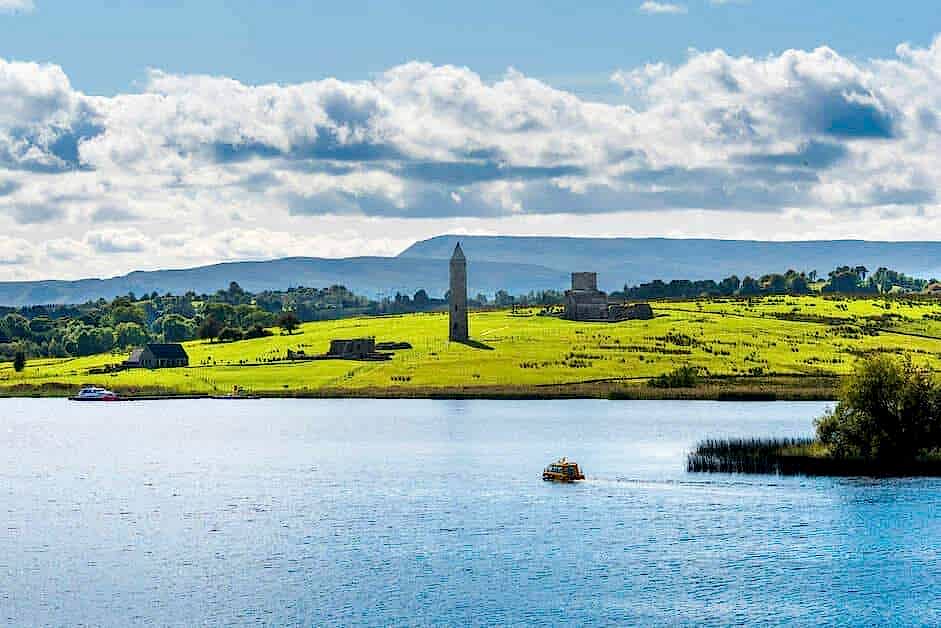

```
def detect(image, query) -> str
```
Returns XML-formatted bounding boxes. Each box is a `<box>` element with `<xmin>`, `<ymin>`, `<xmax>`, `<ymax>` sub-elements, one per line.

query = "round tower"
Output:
<box><xmin>449</xmin><ymin>243</ymin><xmax>469</xmax><ymax>342</ymax></box>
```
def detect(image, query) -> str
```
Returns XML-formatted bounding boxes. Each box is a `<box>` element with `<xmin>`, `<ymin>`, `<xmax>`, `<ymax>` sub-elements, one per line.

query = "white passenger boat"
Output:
<box><xmin>69</xmin><ymin>385</ymin><xmax>120</xmax><ymax>401</ymax></box>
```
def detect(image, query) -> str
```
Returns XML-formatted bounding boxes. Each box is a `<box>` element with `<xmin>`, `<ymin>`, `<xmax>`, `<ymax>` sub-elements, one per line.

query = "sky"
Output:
<box><xmin>1</xmin><ymin>1</ymin><xmax>941</xmax><ymax>280</ymax></box>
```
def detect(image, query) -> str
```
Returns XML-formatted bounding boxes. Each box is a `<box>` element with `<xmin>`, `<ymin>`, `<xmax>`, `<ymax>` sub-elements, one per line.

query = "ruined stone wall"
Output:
<box><xmin>328</xmin><ymin>338</ymin><xmax>376</xmax><ymax>358</ymax></box>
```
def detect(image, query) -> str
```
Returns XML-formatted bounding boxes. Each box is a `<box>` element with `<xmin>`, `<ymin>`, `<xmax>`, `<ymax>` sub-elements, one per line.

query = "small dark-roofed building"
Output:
<box><xmin>123</xmin><ymin>347</ymin><xmax>144</xmax><ymax>367</ymax></box>
<box><xmin>124</xmin><ymin>343</ymin><xmax>189</xmax><ymax>369</ymax></box>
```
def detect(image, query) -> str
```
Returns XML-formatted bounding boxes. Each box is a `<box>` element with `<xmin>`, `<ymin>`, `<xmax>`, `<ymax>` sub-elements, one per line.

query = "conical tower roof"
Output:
<box><xmin>451</xmin><ymin>242</ymin><xmax>465</xmax><ymax>261</ymax></box>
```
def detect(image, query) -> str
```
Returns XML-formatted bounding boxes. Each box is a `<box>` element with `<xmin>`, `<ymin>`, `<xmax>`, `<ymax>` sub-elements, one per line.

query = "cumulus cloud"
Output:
<box><xmin>86</xmin><ymin>228</ymin><xmax>148</xmax><ymax>254</ymax></box>
<box><xmin>639</xmin><ymin>2</ymin><xmax>687</xmax><ymax>14</ymax></box>
<box><xmin>89</xmin><ymin>205</ymin><xmax>140</xmax><ymax>222</ymax></box>
<box><xmin>43</xmin><ymin>237</ymin><xmax>87</xmax><ymax>261</ymax></box>
<box><xmin>0</xmin><ymin>236</ymin><xmax>33</xmax><ymax>264</ymax></box>
<box><xmin>0</xmin><ymin>0</ymin><xmax>33</xmax><ymax>14</ymax></box>
<box><xmin>1</xmin><ymin>37</ymin><xmax>941</xmax><ymax>279</ymax></box>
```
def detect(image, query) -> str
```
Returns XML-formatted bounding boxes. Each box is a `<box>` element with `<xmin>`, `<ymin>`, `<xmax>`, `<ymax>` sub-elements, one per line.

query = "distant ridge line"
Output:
<box><xmin>2</xmin><ymin>235</ymin><xmax>941</xmax><ymax>307</ymax></box>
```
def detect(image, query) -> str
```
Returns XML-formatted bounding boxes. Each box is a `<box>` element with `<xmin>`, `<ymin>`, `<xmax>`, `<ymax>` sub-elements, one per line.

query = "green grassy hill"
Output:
<box><xmin>3</xmin><ymin>295</ymin><xmax>941</xmax><ymax>399</ymax></box>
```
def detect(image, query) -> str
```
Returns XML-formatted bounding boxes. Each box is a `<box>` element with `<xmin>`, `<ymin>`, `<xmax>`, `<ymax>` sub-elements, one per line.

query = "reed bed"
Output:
<box><xmin>687</xmin><ymin>437</ymin><xmax>815</xmax><ymax>474</ymax></box>
<box><xmin>687</xmin><ymin>437</ymin><xmax>941</xmax><ymax>476</ymax></box>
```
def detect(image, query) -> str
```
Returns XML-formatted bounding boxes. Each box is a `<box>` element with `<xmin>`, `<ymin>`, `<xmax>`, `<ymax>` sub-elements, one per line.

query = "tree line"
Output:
<box><xmin>1</xmin><ymin>264</ymin><xmax>937</xmax><ymax>363</ymax></box>
<box><xmin>0</xmin><ymin>282</ymin><xmax>374</xmax><ymax>361</ymax></box>
<box><xmin>616</xmin><ymin>265</ymin><xmax>934</xmax><ymax>300</ymax></box>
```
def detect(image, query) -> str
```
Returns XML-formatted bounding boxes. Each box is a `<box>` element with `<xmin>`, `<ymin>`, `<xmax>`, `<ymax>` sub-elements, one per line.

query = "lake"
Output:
<box><xmin>1</xmin><ymin>399</ymin><xmax>939</xmax><ymax>626</ymax></box>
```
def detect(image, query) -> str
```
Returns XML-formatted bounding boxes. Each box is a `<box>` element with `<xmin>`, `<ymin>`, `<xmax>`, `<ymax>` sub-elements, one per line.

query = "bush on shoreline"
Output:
<box><xmin>648</xmin><ymin>365</ymin><xmax>700</xmax><ymax>388</ymax></box>
<box><xmin>815</xmin><ymin>355</ymin><xmax>941</xmax><ymax>462</ymax></box>
<box><xmin>689</xmin><ymin>355</ymin><xmax>941</xmax><ymax>475</ymax></box>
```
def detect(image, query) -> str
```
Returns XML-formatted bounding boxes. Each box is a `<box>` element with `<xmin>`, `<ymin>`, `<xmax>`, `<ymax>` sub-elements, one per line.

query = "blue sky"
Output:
<box><xmin>3</xmin><ymin>1</ymin><xmax>939</xmax><ymax>97</ymax></box>
<box><xmin>1</xmin><ymin>1</ymin><xmax>941</xmax><ymax>280</ymax></box>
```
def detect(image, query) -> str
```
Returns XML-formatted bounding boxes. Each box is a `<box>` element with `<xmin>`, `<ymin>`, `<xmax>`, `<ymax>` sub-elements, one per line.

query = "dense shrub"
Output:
<box><xmin>218</xmin><ymin>326</ymin><xmax>244</xmax><ymax>342</ymax></box>
<box><xmin>277</xmin><ymin>312</ymin><xmax>300</xmax><ymax>334</ymax></box>
<box><xmin>815</xmin><ymin>355</ymin><xmax>941</xmax><ymax>461</ymax></box>
<box><xmin>198</xmin><ymin>316</ymin><xmax>223</xmax><ymax>341</ymax></box>
<box><xmin>242</xmin><ymin>324</ymin><xmax>272</xmax><ymax>340</ymax></box>
<box><xmin>13</xmin><ymin>350</ymin><xmax>26</xmax><ymax>372</ymax></box>
<box><xmin>648</xmin><ymin>365</ymin><xmax>700</xmax><ymax>388</ymax></box>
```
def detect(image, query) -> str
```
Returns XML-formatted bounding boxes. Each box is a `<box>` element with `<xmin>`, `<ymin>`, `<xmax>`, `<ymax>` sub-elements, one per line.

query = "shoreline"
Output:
<box><xmin>0</xmin><ymin>375</ymin><xmax>839</xmax><ymax>401</ymax></box>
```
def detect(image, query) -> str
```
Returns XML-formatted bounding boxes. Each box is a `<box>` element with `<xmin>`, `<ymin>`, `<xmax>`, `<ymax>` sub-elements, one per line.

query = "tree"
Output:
<box><xmin>218</xmin><ymin>326</ymin><xmax>243</xmax><ymax>342</ymax></box>
<box><xmin>107</xmin><ymin>303</ymin><xmax>146</xmax><ymax>327</ymax></box>
<box><xmin>198</xmin><ymin>316</ymin><xmax>223</xmax><ymax>342</ymax></box>
<box><xmin>245</xmin><ymin>309</ymin><xmax>276</xmax><ymax>328</ymax></box>
<box><xmin>242</xmin><ymin>324</ymin><xmax>271</xmax><ymax>340</ymax></box>
<box><xmin>815</xmin><ymin>356</ymin><xmax>941</xmax><ymax>461</ymax></box>
<box><xmin>13</xmin><ymin>350</ymin><xmax>26</xmax><ymax>372</ymax></box>
<box><xmin>202</xmin><ymin>302</ymin><xmax>235</xmax><ymax>326</ymax></box>
<box><xmin>115</xmin><ymin>322</ymin><xmax>149</xmax><ymax>348</ymax></box>
<box><xmin>760</xmin><ymin>273</ymin><xmax>787</xmax><ymax>294</ymax></box>
<box><xmin>784</xmin><ymin>270</ymin><xmax>810</xmax><ymax>294</ymax></box>
<box><xmin>277</xmin><ymin>312</ymin><xmax>300</xmax><ymax>334</ymax></box>
<box><xmin>228</xmin><ymin>281</ymin><xmax>245</xmax><ymax>300</ymax></box>
<box><xmin>1</xmin><ymin>313</ymin><xmax>31</xmax><ymax>340</ymax></box>
<box><xmin>824</xmin><ymin>268</ymin><xmax>874</xmax><ymax>294</ymax></box>
<box><xmin>64</xmin><ymin>324</ymin><xmax>114</xmax><ymax>356</ymax></box>
<box><xmin>28</xmin><ymin>316</ymin><xmax>55</xmax><ymax>335</ymax></box>
<box><xmin>413</xmin><ymin>289</ymin><xmax>430</xmax><ymax>307</ymax></box>
<box><xmin>718</xmin><ymin>275</ymin><xmax>741</xmax><ymax>296</ymax></box>
<box><xmin>494</xmin><ymin>290</ymin><xmax>514</xmax><ymax>307</ymax></box>
<box><xmin>159</xmin><ymin>314</ymin><xmax>195</xmax><ymax>342</ymax></box>
<box><xmin>738</xmin><ymin>276</ymin><xmax>761</xmax><ymax>296</ymax></box>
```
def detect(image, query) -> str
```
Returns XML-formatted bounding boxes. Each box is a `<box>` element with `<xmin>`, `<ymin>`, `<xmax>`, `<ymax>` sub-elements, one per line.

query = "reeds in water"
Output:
<box><xmin>687</xmin><ymin>437</ymin><xmax>941</xmax><ymax>476</ymax></box>
<box><xmin>687</xmin><ymin>437</ymin><xmax>815</xmax><ymax>474</ymax></box>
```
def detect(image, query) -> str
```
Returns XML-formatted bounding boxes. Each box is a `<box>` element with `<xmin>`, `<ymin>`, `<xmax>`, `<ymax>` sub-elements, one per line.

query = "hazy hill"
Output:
<box><xmin>3</xmin><ymin>235</ymin><xmax>941</xmax><ymax>307</ymax></box>
<box><xmin>401</xmin><ymin>235</ymin><xmax>941</xmax><ymax>290</ymax></box>
<box><xmin>0</xmin><ymin>256</ymin><xmax>567</xmax><ymax>307</ymax></box>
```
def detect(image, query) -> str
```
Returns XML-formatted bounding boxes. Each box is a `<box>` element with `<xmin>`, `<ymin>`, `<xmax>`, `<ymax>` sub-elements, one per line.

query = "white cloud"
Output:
<box><xmin>0</xmin><ymin>0</ymin><xmax>34</xmax><ymax>14</ymax></box>
<box><xmin>639</xmin><ymin>1</ymin><xmax>687</xmax><ymax>14</ymax></box>
<box><xmin>0</xmin><ymin>236</ymin><xmax>32</xmax><ymax>264</ymax></box>
<box><xmin>44</xmin><ymin>237</ymin><xmax>87</xmax><ymax>261</ymax></box>
<box><xmin>1</xmin><ymin>36</ymin><xmax>941</xmax><ymax>279</ymax></box>
<box><xmin>86</xmin><ymin>228</ymin><xmax>149</xmax><ymax>254</ymax></box>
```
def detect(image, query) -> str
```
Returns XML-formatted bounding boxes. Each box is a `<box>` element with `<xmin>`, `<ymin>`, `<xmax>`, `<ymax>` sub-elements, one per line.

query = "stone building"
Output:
<box><xmin>563</xmin><ymin>272</ymin><xmax>609</xmax><ymax>321</ymax></box>
<box><xmin>609</xmin><ymin>302</ymin><xmax>655</xmax><ymax>321</ymax></box>
<box><xmin>327</xmin><ymin>338</ymin><xmax>376</xmax><ymax>359</ymax></box>
<box><xmin>124</xmin><ymin>343</ymin><xmax>189</xmax><ymax>368</ymax></box>
<box><xmin>449</xmin><ymin>243</ymin><xmax>469</xmax><ymax>341</ymax></box>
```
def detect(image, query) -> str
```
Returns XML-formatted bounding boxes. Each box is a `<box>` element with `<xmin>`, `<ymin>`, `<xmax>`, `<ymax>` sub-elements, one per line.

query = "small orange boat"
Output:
<box><xmin>542</xmin><ymin>457</ymin><xmax>586</xmax><ymax>482</ymax></box>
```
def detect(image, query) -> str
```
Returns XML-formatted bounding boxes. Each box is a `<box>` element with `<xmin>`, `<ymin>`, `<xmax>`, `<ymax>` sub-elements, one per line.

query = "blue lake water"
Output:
<box><xmin>1</xmin><ymin>399</ymin><xmax>939</xmax><ymax>626</ymax></box>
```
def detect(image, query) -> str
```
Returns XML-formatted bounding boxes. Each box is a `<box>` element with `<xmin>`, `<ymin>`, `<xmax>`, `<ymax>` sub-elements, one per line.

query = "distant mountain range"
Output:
<box><xmin>0</xmin><ymin>256</ymin><xmax>567</xmax><ymax>307</ymax></box>
<box><xmin>401</xmin><ymin>236</ymin><xmax>941</xmax><ymax>290</ymax></box>
<box><xmin>3</xmin><ymin>235</ymin><xmax>941</xmax><ymax>307</ymax></box>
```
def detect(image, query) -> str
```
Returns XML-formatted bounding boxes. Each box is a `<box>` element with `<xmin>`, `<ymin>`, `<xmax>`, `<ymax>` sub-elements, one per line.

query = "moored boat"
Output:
<box><xmin>69</xmin><ymin>385</ymin><xmax>120</xmax><ymax>401</ymax></box>
<box><xmin>542</xmin><ymin>457</ymin><xmax>586</xmax><ymax>482</ymax></box>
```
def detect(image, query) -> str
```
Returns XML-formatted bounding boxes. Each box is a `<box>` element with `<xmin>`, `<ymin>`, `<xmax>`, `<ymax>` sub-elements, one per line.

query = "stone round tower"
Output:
<box><xmin>449</xmin><ymin>242</ymin><xmax>469</xmax><ymax>342</ymax></box>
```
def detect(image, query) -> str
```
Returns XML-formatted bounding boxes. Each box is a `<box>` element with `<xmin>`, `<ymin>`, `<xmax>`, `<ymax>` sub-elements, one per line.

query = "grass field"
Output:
<box><xmin>3</xmin><ymin>295</ymin><xmax>941</xmax><ymax>398</ymax></box>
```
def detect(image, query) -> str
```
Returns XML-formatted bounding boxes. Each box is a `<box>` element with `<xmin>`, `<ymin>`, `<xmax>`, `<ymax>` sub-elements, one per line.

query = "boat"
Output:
<box><xmin>542</xmin><ymin>457</ymin><xmax>586</xmax><ymax>482</ymax></box>
<box><xmin>69</xmin><ymin>385</ymin><xmax>120</xmax><ymax>401</ymax></box>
